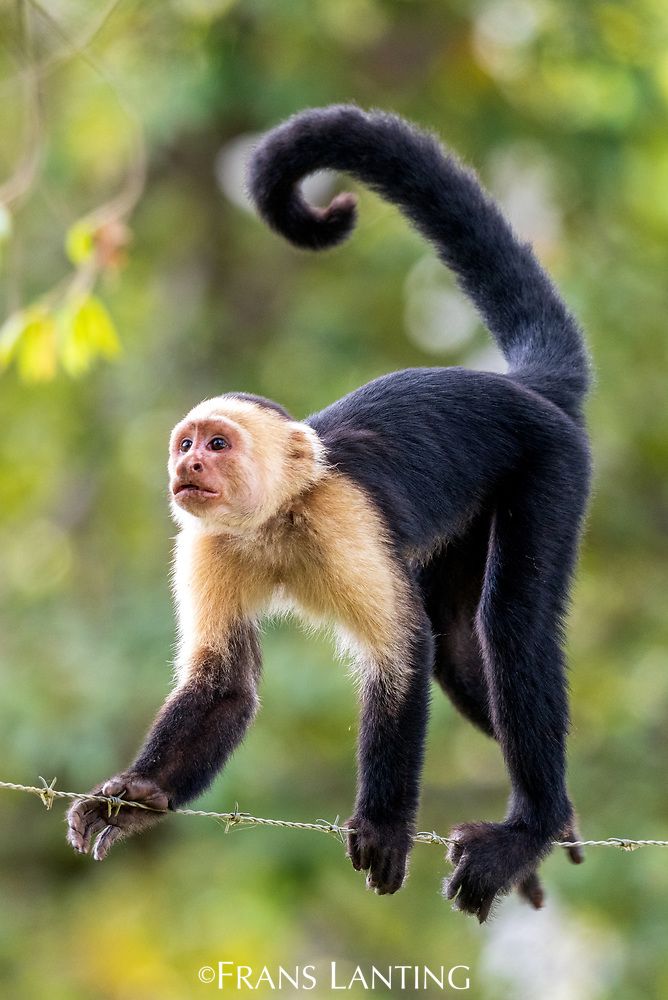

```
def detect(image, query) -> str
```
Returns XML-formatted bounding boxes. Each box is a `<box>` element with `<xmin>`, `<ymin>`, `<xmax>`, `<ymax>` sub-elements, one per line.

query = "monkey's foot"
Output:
<box><xmin>444</xmin><ymin>820</ymin><xmax>552</xmax><ymax>922</ymax></box>
<box><xmin>503</xmin><ymin>815</ymin><xmax>586</xmax><ymax>911</ymax></box>
<box><xmin>66</xmin><ymin>773</ymin><xmax>169</xmax><ymax>861</ymax></box>
<box><xmin>346</xmin><ymin>815</ymin><xmax>412</xmax><ymax>895</ymax></box>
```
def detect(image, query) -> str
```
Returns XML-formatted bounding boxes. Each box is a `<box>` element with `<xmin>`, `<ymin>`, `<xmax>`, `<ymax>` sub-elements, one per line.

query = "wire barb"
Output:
<box><xmin>1</xmin><ymin>778</ymin><xmax>667</xmax><ymax>851</ymax></box>
<box><xmin>37</xmin><ymin>775</ymin><xmax>57</xmax><ymax>810</ymax></box>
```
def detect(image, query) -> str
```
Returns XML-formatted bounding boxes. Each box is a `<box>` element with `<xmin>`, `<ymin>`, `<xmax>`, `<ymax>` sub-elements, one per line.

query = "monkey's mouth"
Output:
<box><xmin>173</xmin><ymin>483</ymin><xmax>220</xmax><ymax>500</ymax></box>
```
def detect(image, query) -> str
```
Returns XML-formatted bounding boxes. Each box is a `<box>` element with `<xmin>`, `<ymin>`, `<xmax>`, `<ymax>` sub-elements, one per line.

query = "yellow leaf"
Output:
<box><xmin>57</xmin><ymin>302</ymin><xmax>94</xmax><ymax>376</ymax></box>
<box><xmin>74</xmin><ymin>295</ymin><xmax>122</xmax><ymax>359</ymax></box>
<box><xmin>17</xmin><ymin>309</ymin><xmax>58</xmax><ymax>382</ymax></box>
<box><xmin>59</xmin><ymin>294</ymin><xmax>122</xmax><ymax>376</ymax></box>
<box><xmin>65</xmin><ymin>220</ymin><xmax>95</xmax><ymax>265</ymax></box>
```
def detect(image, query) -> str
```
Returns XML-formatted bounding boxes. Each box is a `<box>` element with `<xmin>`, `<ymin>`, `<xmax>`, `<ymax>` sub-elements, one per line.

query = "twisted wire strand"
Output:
<box><xmin>1</xmin><ymin>779</ymin><xmax>665</xmax><ymax>851</ymax></box>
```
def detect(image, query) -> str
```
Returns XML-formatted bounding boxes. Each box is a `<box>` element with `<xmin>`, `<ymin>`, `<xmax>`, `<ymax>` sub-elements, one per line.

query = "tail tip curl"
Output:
<box><xmin>247</xmin><ymin>107</ymin><xmax>361</xmax><ymax>251</ymax></box>
<box><xmin>252</xmin><ymin>180</ymin><xmax>358</xmax><ymax>251</ymax></box>
<box><xmin>309</xmin><ymin>191</ymin><xmax>358</xmax><ymax>247</ymax></box>
<box><xmin>287</xmin><ymin>190</ymin><xmax>358</xmax><ymax>250</ymax></box>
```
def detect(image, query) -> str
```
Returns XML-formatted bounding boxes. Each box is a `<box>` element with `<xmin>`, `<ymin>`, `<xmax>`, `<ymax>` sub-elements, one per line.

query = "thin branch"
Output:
<box><xmin>0</xmin><ymin>0</ymin><xmax>43</xmax><ymax>208</ymax></box>
<box><xmin>25</xmin><ymin>0</ymin><xmax>147</xmax><ymax>226</ymax></box>
<box><xmin>0</xmin><ymin>0</ymin><xmax>121</xmax><ymax>95</ymax></box>
<box><xmin>0</xmin><ymin>0</ymin><xmax>146</xmax><ymax>357</ymax></box>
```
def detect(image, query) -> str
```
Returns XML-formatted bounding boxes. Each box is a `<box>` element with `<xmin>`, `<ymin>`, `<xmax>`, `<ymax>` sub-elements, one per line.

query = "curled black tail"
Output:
<box><xmin>247</xmin><ymin>104</ymin><xmax>590</xmax><ymax>418</ymax></box>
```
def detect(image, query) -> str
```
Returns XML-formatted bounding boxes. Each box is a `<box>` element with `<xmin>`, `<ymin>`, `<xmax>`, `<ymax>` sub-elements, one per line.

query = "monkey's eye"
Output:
<box><xmin>210</xmin><ymin>436</ymin><xmax>229</xmax><ymax>451</ymax></box>
<box><xmin>179</xmin><ymin>438</ymin><xmax>193</xmax><ymax>453</ymax></box>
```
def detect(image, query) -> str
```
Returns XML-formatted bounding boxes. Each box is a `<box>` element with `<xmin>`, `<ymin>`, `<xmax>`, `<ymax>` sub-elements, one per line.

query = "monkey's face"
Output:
<box><xmin>168</xmin><ymin>396</ymin><xmax>325</xmax><ymax>534</ymax></box>
<box><xmin>169</xmin><ymin>412</ymin><xmax>261</xmax><ymax>530</ymax></box>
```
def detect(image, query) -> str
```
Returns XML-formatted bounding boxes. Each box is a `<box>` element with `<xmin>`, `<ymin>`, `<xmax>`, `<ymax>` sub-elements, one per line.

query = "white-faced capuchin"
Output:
<box><xmin>67</xmin><ymin>105</ymin><xmax>591</xmax><ymax>922</ymax></box>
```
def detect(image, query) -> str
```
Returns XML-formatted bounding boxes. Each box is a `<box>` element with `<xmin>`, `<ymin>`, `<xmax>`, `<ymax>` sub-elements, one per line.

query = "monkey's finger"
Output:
<box><xmin>92</xmin><ymin>824</ymin><xmax>124</xmax><ymax>861</ymax></box>
<box><xmin>66</xmin><ymin>799</ymin><xmax>105</xmax><ymax>854</ymax></box>
<box><xmin>517</xmin><ymin>871</ymin><xmax>545</xmax><ymax>909</ymax></box>
<box><xmin>375</xmin><ymin>849</ymin><xmax>396</xmax><ymax>890</ymax></box>
<box><xmin>476</xmin><ymin>894</ymin><xmax>494</xmax><ymax>924</ymax></box>
<box><xmin>347</xmin><ymin>830</ymin><xmax>376</xmax><ymax>872</ymax></box>
<box><xmin>101</xmin><ymin>778</ymin><xmax>127</xmax><ymax>798</ymax></box>
<box><xmin>366</xmin><ymin>852</ymin><xmax>389</xmax><ymax>892</ymax></box>
<box><xmin>76</xmin><ymin>815</ymin><xmax>108</xmax><ymax>856</ymax></box>
<box><xmin>447</xmin><ymin>871</ymin><xmax>495</xmax><ymax>923</ymax></box>
<box><xmin>564</xmin><ymin>842</ymin><xmax>584</xmax><ymax>864</ymax></box>
<box><xmin>370</xmin><ymin>849</ymin><xmax>406</xmax><ymax>895</ymax></box>
<box><xmin>444</xmin><ymin>863</ymin><xmax>466</xmax><ymax>901</ymax></box>
<box><xmin>357</xmin><ymin>838</ymin><xmax>376</xmax><ymax>873</ymax></box>
<box><xmin>66</xmin><ymin>823</ymin><xmax>89</xmax><ymax>854</ymax></box>
<box><xmin>561</xmin><ymin>821</ymin><xmax>585</xmax><ymax>865</ymax></box>
<box><xmin>346</xmin><ymin>833</ymin><xmax>363</xmax><ymax>871</ymax></box>
<box><xmin>447</xmin><ymin>833</ymin><xmax>466</xmax><ymax>867</ymax></box>
<box><xmin>65</xmin><ymin>805</ymin><xmax>88</xmax><ymax>852</ymax></box>
<box><xmin>448</xmin><ymin>845</ymin><xmax>465</xmax><ymax>869</ymax></box>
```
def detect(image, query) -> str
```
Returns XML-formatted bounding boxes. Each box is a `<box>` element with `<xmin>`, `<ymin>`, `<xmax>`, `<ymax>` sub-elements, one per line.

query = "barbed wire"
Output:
<box><xmin>1</xmin><ymin>778</ymin><xmax>666</xmax><ymax>852</ymax></box>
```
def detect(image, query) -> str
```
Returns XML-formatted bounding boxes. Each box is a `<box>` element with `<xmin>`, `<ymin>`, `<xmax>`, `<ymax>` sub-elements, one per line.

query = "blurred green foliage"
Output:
<box><xmin>1</xmin><ymin>1</ymin><xmax>667</xmax><ymax>998</ymax></box>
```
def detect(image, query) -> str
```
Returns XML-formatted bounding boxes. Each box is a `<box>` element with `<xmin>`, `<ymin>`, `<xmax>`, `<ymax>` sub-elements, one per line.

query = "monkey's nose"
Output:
<box><xmin>191</xmin><ymin>461</ymin><xmax>203</xmax><ymax>473</ymax></box>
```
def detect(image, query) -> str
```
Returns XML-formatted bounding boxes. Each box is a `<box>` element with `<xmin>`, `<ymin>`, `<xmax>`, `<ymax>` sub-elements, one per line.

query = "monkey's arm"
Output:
<box><xmin>285</xmin><ymin>473</ymin><xmax>434</xmax><ymax>895</ymax></box>
<box><xmin>66</xmin><ymin>621</ymin><xmax>261</xmax><ymax>860</ymax></box>
<box><xmin>347</xmin><ymin>610</ymin><xmax>434</xmax><ymax>894</ymax></box>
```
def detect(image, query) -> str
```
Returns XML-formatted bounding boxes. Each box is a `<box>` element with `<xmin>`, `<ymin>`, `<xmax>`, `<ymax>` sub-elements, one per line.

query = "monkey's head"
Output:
<box><xmin>168</xmin><ymin>394</ymin><xmax>325</xmax><ymax>534</ymax></box>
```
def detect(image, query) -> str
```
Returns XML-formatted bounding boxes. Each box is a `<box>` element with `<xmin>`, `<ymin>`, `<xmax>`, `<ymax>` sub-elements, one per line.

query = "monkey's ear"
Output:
<box><xmin>287</xmin><ymin>423</ymin><xmax>326</xmax><ymax>466</ymax></box>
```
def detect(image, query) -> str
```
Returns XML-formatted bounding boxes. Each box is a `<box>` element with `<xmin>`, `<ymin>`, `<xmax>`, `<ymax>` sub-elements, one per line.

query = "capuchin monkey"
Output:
<box><xmin>67</xmin><ymin>105</ymin><xmax>591</xmax><ymax>922</ymax></box>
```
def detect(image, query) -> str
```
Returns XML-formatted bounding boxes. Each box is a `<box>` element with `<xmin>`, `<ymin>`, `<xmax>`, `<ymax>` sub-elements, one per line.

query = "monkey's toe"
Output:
<box><xmin>365</xmin><ymin>847</ymin><xmax>408</xmax><ymax>895</ymax></box>
<box><xmin>517</xmin><ymin>871</ymin><xmax>545</xmax><ymax>909</ymax></box>
<box><xmin>346</xmin><ymin>815</ymin><xmax>411</xmax><ymax>895</ymax></box>
<box><xmin>444</xmin><ymin>860</ymin><xmax>497</xmax><ymax>923</ymax></box>
<box><xmin>560</xmin><ymin>818</ymin><xmax>585</xmax><ymax>865</ymax></box>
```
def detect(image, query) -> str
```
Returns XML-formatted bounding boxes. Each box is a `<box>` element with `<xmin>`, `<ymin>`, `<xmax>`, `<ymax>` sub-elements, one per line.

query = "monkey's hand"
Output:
<box><xmin>444</xmin><ymin>820</ymin><xmax>557</xmax><ymax>922</ymax></box>
<box><xmin>346</xmin><ymin>815</ymin><xmax>412</xmax><ymax>895</ymax></box>
<box><xmin>66</xmin><ymin>773</ymin><xmax>169</xmax><ymax>861</ymax></box>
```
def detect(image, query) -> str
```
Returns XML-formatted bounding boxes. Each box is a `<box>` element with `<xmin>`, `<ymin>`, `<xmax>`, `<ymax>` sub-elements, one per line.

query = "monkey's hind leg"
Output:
<box><xmin>420</xmin><ymin>528</ymin><xmax>582</xmax><ymax>913</ymax></box>
<box><xmin>442</xmin><ymin>448</ymin><xmax>588</xmax><ymax>921</ymax></box>
<box><xmin>420</xmin><ymin>515</ymin><xmax>495</xmax><ymax>739</ymax></box>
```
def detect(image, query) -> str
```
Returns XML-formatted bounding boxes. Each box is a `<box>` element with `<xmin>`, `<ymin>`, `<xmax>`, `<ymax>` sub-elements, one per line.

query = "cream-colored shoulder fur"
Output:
<box><xmin>172</xmin><ymin>468</ymin><xmax>414</xmax><ymax>696</ymax></box>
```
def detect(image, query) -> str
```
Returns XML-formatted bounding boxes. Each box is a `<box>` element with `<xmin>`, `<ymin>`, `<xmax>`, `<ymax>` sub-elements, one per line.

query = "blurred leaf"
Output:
<box><xmin>0</xmin><ymin>307</ymin><xmax>59</xmax><ymax>382</ymax></box>
<box><xmin>16</xmin><ymin>309</ymin><xmax>58</xmax><ymax>383</ymax></box>
<box><xmin>77</xmin><ymin>294</ymin><xmax>123</xmax><ymax>359</ymax></box>
<box><xmin>64</xmin><ymin>220</ymin><xmax>95</xmax><ymax>266</ymax></box>
<box><xmin>60</xmin><ymin>294</ymin><xmax>122</xmax><ymax>376</ymax></box>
